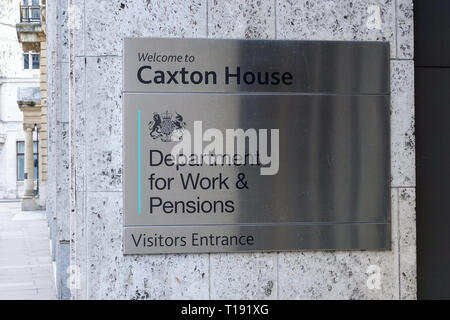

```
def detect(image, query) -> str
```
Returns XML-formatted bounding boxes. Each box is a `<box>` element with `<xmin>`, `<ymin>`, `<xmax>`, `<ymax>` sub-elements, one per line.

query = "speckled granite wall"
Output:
<box><xmin>46</xmin><ymin>0</ymin><xmax>71</xmax><ymax>299</ymax></box>
<box><xmin>53</xmin><ymin>0</ymin><xmax>415</xmax><ymax>299</ymax></box>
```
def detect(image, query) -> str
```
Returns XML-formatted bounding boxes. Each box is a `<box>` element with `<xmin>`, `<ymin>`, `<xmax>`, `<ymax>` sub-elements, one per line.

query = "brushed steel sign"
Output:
<box><xmin>122</xmin><ymin>38</ymin><xmax>390</xmax><ymax>254</ymax></box>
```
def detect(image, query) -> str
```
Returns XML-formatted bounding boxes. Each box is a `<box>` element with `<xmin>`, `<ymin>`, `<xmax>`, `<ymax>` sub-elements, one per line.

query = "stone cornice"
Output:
<box><xmin>19</xmin><ymin>104</ymin><xmax>43</xmax><ymax>128</ymax></box>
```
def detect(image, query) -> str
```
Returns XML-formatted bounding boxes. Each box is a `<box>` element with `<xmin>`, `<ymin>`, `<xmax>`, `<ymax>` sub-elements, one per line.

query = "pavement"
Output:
<box><xmin>0</xmin><ymin>201</ymin><xmax>56</xmax><ymax>300</ymax></box>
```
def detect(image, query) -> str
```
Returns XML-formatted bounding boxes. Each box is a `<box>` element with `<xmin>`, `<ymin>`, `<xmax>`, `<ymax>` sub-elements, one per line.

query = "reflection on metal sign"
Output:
<box><xmin>123</xmin><ymin>38</ymin><xmax>390</xmax><ymax>254</ymax></box>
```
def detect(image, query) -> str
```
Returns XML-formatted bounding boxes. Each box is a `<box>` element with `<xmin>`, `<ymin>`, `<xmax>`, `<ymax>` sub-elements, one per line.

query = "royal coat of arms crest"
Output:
<box><xmin>148</xmin><ymin>111</ymin><xmax>186</xmax><ymax>142</ymax></box>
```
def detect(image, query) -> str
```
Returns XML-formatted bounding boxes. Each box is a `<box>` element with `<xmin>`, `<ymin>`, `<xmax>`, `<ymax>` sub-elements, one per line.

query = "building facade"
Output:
<box><xmin>46</xmin><ymin>0</ymin><xmax>415</xmax><ymax>299</ymax></box>
<box><xmin>0</xmin><ymin>0</ymin><xmax>40</xmax><ymax>200</ymax></box>
<box><xmin>15</xmin><ymin>0</ymin><xmax>48</xmax><ymax>210</ymax></box>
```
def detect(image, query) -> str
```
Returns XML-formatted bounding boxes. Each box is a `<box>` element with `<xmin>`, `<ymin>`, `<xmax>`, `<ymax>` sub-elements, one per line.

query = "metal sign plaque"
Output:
<box><xmin>122</xmin><ymin>38</ymin><xmax>390</xmax><ymax>254</ymax></box>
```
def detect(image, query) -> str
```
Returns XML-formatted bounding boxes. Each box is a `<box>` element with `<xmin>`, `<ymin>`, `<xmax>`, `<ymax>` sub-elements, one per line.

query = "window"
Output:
<box><xmin>23</xmin><ymin>52</ymin><xmax>40</xmax><ymax>70</ymax></box>
<box><xmin>23</xmin><ymin>53</ymin><xmax>29</xmax><ymax>69</ymax></box>
<box><xmin>32</xmin><ymin>53</ymin><xmax>40</xmax><ymax>69</ymax></box>
<box><xmin>17</xmin><ymin>142</ymin><xmax>24</xmax><ymax>181</ymax></box>
<box><xmin>20</xmin><ymin>0</ymin><xmax>40</xmax><ymax>23</ymax></box>
<box><xmin>17</xmin><ymin>141</ymin><xmax>38</xmax><ymax>181</ymax></box>
<box><xmin>22</xmin><ymin>0</ymin><xmax>40</xmax><ymax>5</ymax></box>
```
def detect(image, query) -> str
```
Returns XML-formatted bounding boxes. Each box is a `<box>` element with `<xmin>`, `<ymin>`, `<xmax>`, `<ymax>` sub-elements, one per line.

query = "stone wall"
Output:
<box><xmin>0</xmin><ymin>0</ymin><xmax>27</xmax><ymax>78</ymax></box>
<box><xmin>39</xmin><ymin>40</ymin><xmax>48</xmax><ymax>183</ymax></box>
<box><xmin>48</xmin><ymin>0</ymin><xmax>415</xmax><ymax>299</ymax></box>
<box><xmin>46</xmin><ymin>0</ymin><xmax>71</xmax><ymax>299</ymax></box>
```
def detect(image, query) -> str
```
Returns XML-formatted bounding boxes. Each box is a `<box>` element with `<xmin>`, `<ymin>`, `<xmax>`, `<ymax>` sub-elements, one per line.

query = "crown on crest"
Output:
<box><xmin>161</xmin><ymin>111</ymin><xmax>172</xmax><ymax>120</ymax></box>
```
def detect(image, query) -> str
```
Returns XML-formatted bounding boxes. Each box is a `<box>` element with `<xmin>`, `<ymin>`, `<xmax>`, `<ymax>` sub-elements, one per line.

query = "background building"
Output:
<box><xmin>45</xmin><ymin>0</ymin><xmax>415</xmax><ymax>299</ymax></box>
<box><xmin>0</xmin><ymin>0</ymin><xmax>40</xmax><ymax>200</ymax></box>
<box><xmin>15</xmin><ymin>0</ymin><xmax>48</xmax><ymax>210</ymax></box>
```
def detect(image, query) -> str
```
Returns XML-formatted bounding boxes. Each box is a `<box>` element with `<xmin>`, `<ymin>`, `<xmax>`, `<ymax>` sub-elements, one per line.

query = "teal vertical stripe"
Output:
<box><xmin>138</xmin><ymin>109</ymin><xmax>142</xmax><ymax>215</ymax></box>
